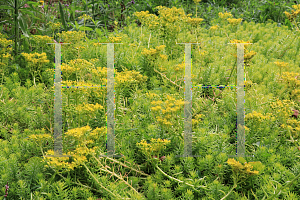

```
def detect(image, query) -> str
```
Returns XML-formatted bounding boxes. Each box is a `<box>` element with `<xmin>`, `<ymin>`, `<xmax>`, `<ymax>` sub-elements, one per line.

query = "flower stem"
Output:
<box><xmin>155</xmin><ymin>164</ymin><xmax>208</xmax><ymax>191</ymax></box>
<box><xmin>82</xmin><ymin>162</ymin><xmax>124</xmax><ymax>199</ymax></box>
<box><xmin>221</xmin><ymin>184</ymin><xmax>237</xmax><ymax>200</ymax></box>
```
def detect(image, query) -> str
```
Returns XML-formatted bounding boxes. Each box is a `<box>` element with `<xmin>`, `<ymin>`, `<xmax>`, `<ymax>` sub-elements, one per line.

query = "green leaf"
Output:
<box><xmin>79</xmin><ymin>26</ymin><xmax>93</xmax><ymax>31</ymax></box>
<box><xmin>238</xmin><ymin>157</ymin><xmax>247</xmax><ymax>164</ymax></box>
<box><xmin>88</xmin><ymin>1</ymin><xmax>98</xmax><ymax>5</ymax></box>
<box><xmin>71</xmin><ymin>3</ymin><xmax>75</xmax><ymax>20</ymax></box>
<box><xmin>59</xmin><ymin>2</ymin><xmax>67</xmax><ymax>30</ymax></box>
<box><xmin>26</xmin><ymin>1</ymin><xmax>39</xmax><ymax>6</ymax></box>
<box><xmin>0</xmin><ymin>5</ymin><xmax>14</xmax><ymax>10</ymax></box>
<box><xmin>207</xmin><ymin>5</ymin><xmax>212</xmax><ymax>12</ymax></box>
<box><xmin>95</xmin><ymin>28</ymin><xmax>102</xmax><ymax>37</ymax></box>
<box><xmin>75</xmin><ymin>21</ymin><xmax>79</xmax><ymax>29</ymax></box>
<box><xmin>91</xmin><ymin>18</ymin><xmax>95</xmax><ymax>25</ymax></box>
<box><xmin>19</xmin><ymin>10</ymin><xmax>42</xmax><ymax>21</ymax></box>
<box><xmin>18</xmin><ymin>13</ymin><xmax>29</xmax><ymax>37</ymax></box>
<box><xmin>22</xmin><ymin>36</ymin><xmax>30</xmax><ymax>53</ymax></box>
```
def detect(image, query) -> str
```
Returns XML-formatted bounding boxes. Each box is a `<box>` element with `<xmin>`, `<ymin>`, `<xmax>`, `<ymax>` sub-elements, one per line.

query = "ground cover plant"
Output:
<box><xmin>0</xmin><ymin>0</ymin><xmax>300</xmax><ymax>199</ymax></box>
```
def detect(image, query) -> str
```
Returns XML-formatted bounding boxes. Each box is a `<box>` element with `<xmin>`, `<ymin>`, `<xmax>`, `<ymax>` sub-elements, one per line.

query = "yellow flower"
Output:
<box><xmin>93</xmin><ymin>43</ymin><xmax>102</xmax><ymax>47</ymax></box>
<box><xmin>227</xmin><ymin>18</ymin><xmax>243</xmax><ymax>25</ymax></box>
<box><xmin>56</xmin><ymin>31</ymin><xmax>86</xmax><ymax>44</ymax></box>
<box><xmin>187</xmin><ymin>17</ymin><xmax>204</xmax><ymax>27</ymax></box>
<box><xmin>285</xmin><ymin>5</ymin><xmax>300</xmax><ymax>22</ymax></box>
<box><xmin>210</xmin><ymin>25</ymin><xmax>219</xmax><ymax>31</ymax></box>
<box><xmin>78</xmin><ymin>14</ymin><xmax>92</xmax><ymax>21</ymax></box>
<box><xmin>151</xmin><ymin>106</ymin><xmax>162</xmax><ymax>111</ymax></box>
<box><xmin>218</xmin><ymin>11</ymin><xmax>233</xmax><ymax>19</ymax></box>
<box><xmin>109</xmin><ymin>36</ymin><xmax>122</xmax><ymax>43</ymax></box>
<box><xmin>47</xmin><ymin>21</ymin><xmax>61</xmax><ymax>31</ymax></box>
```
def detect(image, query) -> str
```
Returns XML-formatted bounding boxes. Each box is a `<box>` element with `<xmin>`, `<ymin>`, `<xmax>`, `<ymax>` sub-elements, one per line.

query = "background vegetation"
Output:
<box><xmin>0</xmin><ymin>0</ymin><xmax>300</xmax><ymax>199</ymax></box>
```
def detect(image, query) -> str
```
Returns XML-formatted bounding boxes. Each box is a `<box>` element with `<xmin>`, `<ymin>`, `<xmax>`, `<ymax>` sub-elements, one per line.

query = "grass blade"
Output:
<box><xmin>59</xmin><ymin>2</ymin><xmax>67</xmax><ymax>30</ymax></box>
<box><xmin>17</xmin><ymin>13</ymin><xmax>29</xmax><ymax>37</ymax></box>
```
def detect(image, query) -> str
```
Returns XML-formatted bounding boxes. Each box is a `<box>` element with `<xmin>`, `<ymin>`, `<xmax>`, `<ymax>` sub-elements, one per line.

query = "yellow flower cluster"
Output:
<box><xmin>108</xmin><ymin>36</ymin><xmax>122</xmax><ymax>43</ymax></box>
<box><xmin>43</xmin><ymin>146</ymin><xmax>95</xmax><ymax>171</ymax></box>
<box><xmin>187</xmin><ymin>17</ymin><xmax>204</xmax><ymax>27</ymax></box>
<box><xmin>274</xmin><ymin>61</ymin><xmax>289</xmax><ymax>76</ymax></box>
<box><xmin>274</xmin><ymin>61</ymin><xmax>289</xmax><ymax>69</ymax></box>
<box><xmin>210</xmin><ymin>25</ymin><xmax>219</xmax><ymax>31</ymax></box>
<box><xmin>244</xmin><ymin>50</ymin><xmax>257</xmax><ymax>62</ymax></box>
<box><xmin>91</xmin><ymin>66</ymin><xmax>107</xmax><ymax>78</ymax></box>
<box><xmin>269</xmin><ymin>98</ymin><xmax>300</xmax><ymax>138</ymax></box>
<box><xmin>269</xmin><ymin>99</ymin><xmax>296</xmax><ymax>130</ymax></box>
<box><xmin>156</xmin><ymin>6</ymin><xmax>186</xmax><ymax>22</ymax></box>
<box><xmin>134</xmin><ymin>10</ymin><xmax>159</xmax><ymax>30</ymax></box>
<box><xmin>56</xmin><ymin>31</ymin><xmax>86</xmax><ymax>44</ymax></box>
<box><xmin>61</xmin><ymin>63</ymin><xmax>77</xmax><ymax>80</ymax></box>
<box><xmin>151</xmin><ymin>95</ymin><xmax>185</xmax><ymax>126</ymax></box>
<box><xmin>284</xmin><ymin>4</ymin><xmax>300</xmax><ymax>22</ymax></box>
<box><xmin>66</xmin><ymin>59</ymin><xmax>94</xmax><ymax>81</ymax></box>
<box><xmin>141</xmin><ymin>45</ymin><xmax>166</xmax><ymax>62</ymax></box>
<box><xmin>227</xmin><ymin>18</ymin><xmax>243</xmax><ymax>25</ymax></box>
<box><xmin>62</xmin><ymin>80</ymin><xmax>104</xmax><ymax>97</ymax></box>
<box><xmin>47</xmin><ymin>21</ymin><xmax>61</xmax><ymax>31</ymax></box>
<box><xmin>74</xmin><ymin>45</ymin><xmax>85</xmax><ymax>50</ymax></box>
<box><xmin>192</xmin><ymin>114</ymin><xmax>204</xmax><ymax>126</ymax></box>
<box><xmin>155</xmin><ymin>45</ymin><xmax>166</xmax><ymax>51</ymax></box>
<box><xmin>244</xmin><ymin>126</ymin><xmax>250</xmax><ymax>131</ymax></box>
<box><xmin>78</xmin><ymin>14</ymin><xmax>92</xmax><ymax>21</ymax></box>
<box><xmin>42</xmin><ymin>125</ymin><xmax>105</xmax><ymax>171</ymax></box>
<box><xmin>115</xmin><ymin>69</ymin><xmax>147</xmax><ymax>84</ymax></box>
<box><xmin>64</xmin><ymin>125</ymin><xmax>92</xmax><ymax>139</ymax></box>
<box><xmin>134</xmin><ymin>6</ymin><xmax>192</xmax><ymax>41</ymax></box>
<box><xmin>129</xmin><ymin>43</ymin><xmax>137</xmax><ymax>47</ymax></box>
<box><xmin>133</xmin><ymin>10</ymin><xmax>151</xmax><ymax>25</ymax></box>
<box><xmin>159</xmin><ymin>54</ymin><xmax>168</xmax><ymax>60</ymax></box>
<box><xmin>293</xmin><ymin>4</ymin><xmax>300</xmax><ymax>10</ymax></box>
<box><xmin>230</xmin><ymin>39</ymin><xmax>251</xmax><ymax>49</ymax></box>
<box><xmin>31</xmin><ymin>35</ymin><xmax>53</xmax><ymax>46</ymax></box>
<box><xmin>174</xmin><ymin>61</ymin><xmax>185</xmax><ymax>72</ymax></box>
<box><xmin>244</xmin><ymin>80</ymin><xmax>253</xmax><ymax>88</ymax></box>
<box><xmin>0</xmin><ymin>34</ymin><xmax>13</xmax><ymax>55</ymax></box>
<box><xmin>279</xmin><ymin>71</ymin><xmax>300</xmax><ymax>88</ymax></box>
<box><xmin>93</xmin><ymin>43</ymin><xmax>102</xmax><ymax>47</ymax></box>
<box><xmin>1</xmin><ymin>53</ymin><xmax>11</xmax><ymax>59</ymax></box>
<box><xmin>148</xmin><ymin>19</ymin><xmax>160</xmax><ymax>29</ymax></box>
<box><xmin>284</xmin><ymin>118</ymin><xmax>300</xmax><ymax>137</ymax></box>
<box><xmin>291</xmin><ymin>88</ymin><xmax>300</xmax><ymax>99</ymax></box>
<box><xmin>21</xmin><ymin>52</ymin><xmax>50</xmax><ymax>67</ymax></box>
<box><xmin>218</xmin><ymin>11</ymin><xmax>233</xmax><ymax>19</ymax></box>
<box><xmin>229</xmin><ymin>39</ymin><xmax>256</xmax><ymax>64</ymax></box>
<box><xmin>89</xmin><ymin>58</ymin><xmax>99</xmax><ymax>64</ymax></box>
<box><xmin>160</xmin><ymin>6</ymin><xmax>189</xmax><ymax>36</ymax></box>
<box><xmin>136</xmin><ymin>138</ymin><xmax>171</xmax><ymax>159</ymax></box>
<box><xmin>26</xmin><ymin>128</ymin><xmax>53</xmax><ymax>146</ymax></box>
<box><xmin>28</xmin><ymin>133</ymin><xmax>52</xmax><ymax>141</ymax></box>
<box><xmin>270</xmin><ymin>99</ymin><xmax>295</xmax><ymax>110</ymax></box>
<box><xmin>227</xmin><ymin>158</ymin><xmax>259</xmax><ymax>175</ymax></box>
<box><xmin>198</xmin><ymin>50</ymin><xmax>208</xmax><ymax>56</ymax></box>
<box><xmin>141</xmin><ymin>48</ymin><xmax>157</xmax><ymax>57</ymax></box>
<box><xmin>76</xmin><ymin>102</ymin><xmax>103</xmax><ymax>113</ymax></box>
<box><xmin>146</xmin><ymin>92</ymin><xmax>159</xmax><ymax>99</ymax></box>
<box><xmin>0</xmin><ymin>34</ymin><xmax>13</xmax><ymax>69</ymax></box>
<box><xmin>245</xmin><ymin>111</ymin><xmax>272</xmax><ymax>122</ymax></box>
